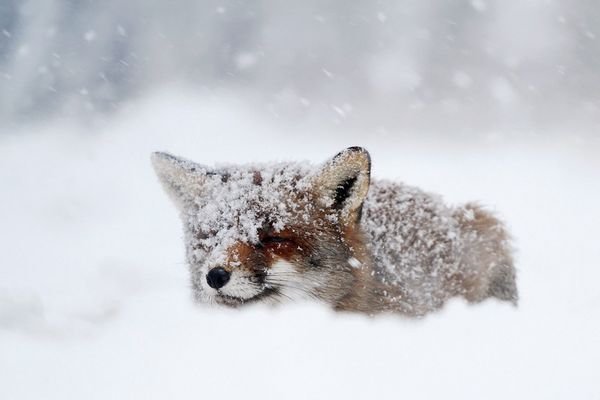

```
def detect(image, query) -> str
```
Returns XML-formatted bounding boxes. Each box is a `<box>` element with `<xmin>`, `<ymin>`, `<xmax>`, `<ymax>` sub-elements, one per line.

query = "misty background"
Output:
<box><xmin>2</xmin><ymin>0</ymin><xmax>600</xmax><ymax>134</ymax></box>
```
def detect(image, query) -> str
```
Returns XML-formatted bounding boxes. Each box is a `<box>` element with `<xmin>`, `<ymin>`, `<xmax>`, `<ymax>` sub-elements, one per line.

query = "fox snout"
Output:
<box><xmin>205</xmin><ymin>267</ymin><xmax>231</xmax><ymax>289</ymax></box>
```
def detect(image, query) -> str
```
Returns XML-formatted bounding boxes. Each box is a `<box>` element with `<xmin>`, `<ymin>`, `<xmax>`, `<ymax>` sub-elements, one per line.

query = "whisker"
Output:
<box><xmin>264</xmin><ymin>280</ymin><xmax>321</xmax><ymax>300</ymax></box>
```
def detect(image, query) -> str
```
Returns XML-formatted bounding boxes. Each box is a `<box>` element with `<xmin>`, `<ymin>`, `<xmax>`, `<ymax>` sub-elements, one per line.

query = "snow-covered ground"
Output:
<box><xmin>1</xmin><ymin>89</ymin><xmax>599</xmax><ymax>399</ymax></box>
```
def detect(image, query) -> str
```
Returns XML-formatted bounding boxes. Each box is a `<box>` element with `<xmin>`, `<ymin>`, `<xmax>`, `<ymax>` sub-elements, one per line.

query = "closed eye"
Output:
<box><xmin>257</xmin><ymin>236</ymin><xmax>294</xmax><ymax>249</ymax></box>
<box><xmin>261</xmin><ymin>236</ymin><xmax>289</xmax><ymax>243</ymax></box>
<box><xmin>262</xmin><ymin>236</ymin><xmax>288</xmax><ymax>243</ymax></box>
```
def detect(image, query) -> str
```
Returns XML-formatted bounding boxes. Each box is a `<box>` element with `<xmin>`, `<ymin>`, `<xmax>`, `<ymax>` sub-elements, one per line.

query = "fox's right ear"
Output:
<box><xmin>151</xmin><ymin>152</ymin><xmax>211</xmax><ymax>211</ymax></box>
<box><xmin>312</xmin><ymin>146</ymin><xmax>371</xmax><ymax>224</ymax></box>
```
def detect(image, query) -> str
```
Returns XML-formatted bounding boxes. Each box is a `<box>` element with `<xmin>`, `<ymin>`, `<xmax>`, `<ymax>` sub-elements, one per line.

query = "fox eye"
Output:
<box><xmin>257</xmin><ymin>235</ymin><xmax>293</xmax><ymax>249</ymax></box>
<box><xmin>262</xmin><ymin>236</ymin><xmax>288</xmax><ymax>244</ymax></box>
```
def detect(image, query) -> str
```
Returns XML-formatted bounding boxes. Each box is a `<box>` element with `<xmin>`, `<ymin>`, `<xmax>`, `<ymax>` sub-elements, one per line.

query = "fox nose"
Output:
<box><xmin>206</xmin><ymin>267</ymin><xmax>230</xmax><ymax>289</ymax></box>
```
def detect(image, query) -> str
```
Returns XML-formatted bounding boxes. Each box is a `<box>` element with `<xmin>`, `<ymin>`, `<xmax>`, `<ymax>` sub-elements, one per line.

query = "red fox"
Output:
<box><xmin>152</xmin><ymin>147</ymin><xmax>517</xmax><ymax>316</ymax></box>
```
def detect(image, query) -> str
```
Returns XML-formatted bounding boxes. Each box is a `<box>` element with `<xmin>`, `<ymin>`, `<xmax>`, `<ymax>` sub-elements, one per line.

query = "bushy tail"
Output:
<box><xmin>454</xmin><ymin>203</ymin><xmax>518</xmax><ymax>305</ymax></box>
<box><xmin>487</xmin><ymin>260</ymin><xmax>518</xmax><ymax>304</ymax></box>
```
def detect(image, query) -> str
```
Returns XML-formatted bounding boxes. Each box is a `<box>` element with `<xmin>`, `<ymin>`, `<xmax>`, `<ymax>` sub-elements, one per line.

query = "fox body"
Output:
<box><xmin>152</xmin><ymin>147</ymin><xmax>517</xmax><ymax>316</ymax></box>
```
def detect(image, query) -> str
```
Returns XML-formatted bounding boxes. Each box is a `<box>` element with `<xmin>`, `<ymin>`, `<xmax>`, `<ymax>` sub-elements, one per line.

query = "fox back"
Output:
<box><xmin>152</xmin><ymin>147</ymin><xmax>517</xmax><ymax>316</ymax></box>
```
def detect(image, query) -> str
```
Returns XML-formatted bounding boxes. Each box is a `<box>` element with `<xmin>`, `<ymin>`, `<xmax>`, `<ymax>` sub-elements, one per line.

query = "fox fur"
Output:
<box><xmin>152</xmin><ymin>147</ymin><xmax>517</xmax><ymax>317</ymax></box>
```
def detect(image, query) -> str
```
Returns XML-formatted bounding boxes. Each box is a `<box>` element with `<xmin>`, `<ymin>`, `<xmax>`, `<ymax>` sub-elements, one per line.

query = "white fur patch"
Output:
<box><xmin>212</xmin><ymin>269</ymin><xmax>263</xmax><ymax>300</ymax></box>
<box><xmin>266</xmin><ymin>259</ymin><xmax>322</xmax><ymax>302</ymax></box>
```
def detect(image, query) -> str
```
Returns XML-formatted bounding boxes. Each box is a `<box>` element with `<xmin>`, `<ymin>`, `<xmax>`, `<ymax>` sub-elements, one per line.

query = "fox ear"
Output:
<box><xmin>151</xmin><ymin>152</ymin><xmax>212</xmax><ymax>211</ymax></box>
<box><xmin>313</xmin><ymin>147</ymin><xmax>371</xmax><ymax>224</ymax></box>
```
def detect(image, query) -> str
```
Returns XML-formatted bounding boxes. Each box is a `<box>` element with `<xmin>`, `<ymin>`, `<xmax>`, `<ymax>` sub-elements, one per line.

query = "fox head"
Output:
<box><xmin>151</xmin><ymin>147</ymin><xmax>371</xmax><ymax>308</ymax></box>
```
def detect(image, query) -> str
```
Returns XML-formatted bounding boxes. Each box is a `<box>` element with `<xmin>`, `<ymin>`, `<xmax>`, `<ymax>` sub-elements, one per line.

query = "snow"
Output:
<box><xmin>1</xmin><ymin>89</ymin><xmax>600</xmax><ymax>399</ymax></box>
<box><xmin>490</xmin><ymin>77</ymin><xmax>517</xmax><ymax>105</ymax></box>
<box><xmin>471</xmin><ymin>0</ymin><xmax>487</xmax><ymax>13</ymax></box>
<box><xmin>453</xmin><ymin>71</ymin><xmax>473</xmax><ymax>89</ymax></box>
<box><xmin>84</xmin><ymin>30</ymin><xmax>97</xmax><ymax>42</ymax></box>
<box><xmin>348</xmin><ymin>257</ymin><xmax>362</xmax><ymax>268</ymax></box>
<box><xmin>235</xmin><ymin>52</ymin><xmax>258</xmax><ymax>70</ymax></box>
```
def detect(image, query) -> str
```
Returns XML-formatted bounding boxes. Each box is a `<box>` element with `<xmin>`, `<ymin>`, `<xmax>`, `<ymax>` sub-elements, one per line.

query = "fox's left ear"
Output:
<box><xmin>313</xmin><ymin>147</ymin><xmax>371</xmax><ymax>224</ymax></box>
<box><xmin>151</xmin><ymin>152</ymin><xmax>212</xmax><ymax>212</ymax></box>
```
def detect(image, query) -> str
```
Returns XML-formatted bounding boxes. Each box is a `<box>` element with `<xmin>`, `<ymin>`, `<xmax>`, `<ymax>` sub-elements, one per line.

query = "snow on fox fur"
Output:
<box><xmin>152</xmin><ymin>147</ymin><xmax>517</xmax><ymax>316</ymax></box>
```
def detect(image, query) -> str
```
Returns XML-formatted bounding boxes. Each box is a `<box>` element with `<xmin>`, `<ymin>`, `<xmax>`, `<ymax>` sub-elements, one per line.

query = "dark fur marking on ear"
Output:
<box><xmin>333</xmin><ymin>176</ymin><xmax>357</xmax><ymax>209</ymax></box>
<box><xmin>356</xmin><ymin>203</ymin><xmax>364</xmax><ymax>222</ymax></box>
